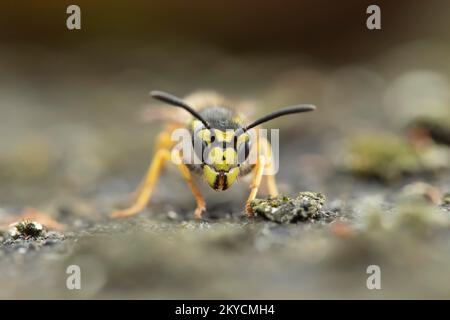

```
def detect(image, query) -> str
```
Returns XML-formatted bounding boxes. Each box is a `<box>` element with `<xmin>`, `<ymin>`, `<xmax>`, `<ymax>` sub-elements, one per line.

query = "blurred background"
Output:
<box><xmin>0</xmin><ymin>0</ymin><xmax>449</xmax><ymax>205</ymax></box>
<box><xmin>1</xmin><ymin>0</ymin><xmax>450</xmax><ymax>299</ymax></box>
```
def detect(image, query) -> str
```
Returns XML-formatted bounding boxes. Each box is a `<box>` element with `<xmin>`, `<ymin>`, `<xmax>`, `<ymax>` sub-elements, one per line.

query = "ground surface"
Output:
<box><xmin>1</xmin><ymin>43</ymin><xmax>450</xmax><ymax>299</ymax></box>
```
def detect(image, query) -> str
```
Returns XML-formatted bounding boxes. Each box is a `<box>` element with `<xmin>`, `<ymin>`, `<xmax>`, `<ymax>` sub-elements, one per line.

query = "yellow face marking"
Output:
<box><xmin>213</xmin><ymin>129</ymin><xmax>235</xmax><ymax>143</ymax></box>
<box><xmin>207</xmin><ymin>147</ymin><xmax>237</xmax><ymax>171</ymax></box>
<box><xmin>203</xmin><ymin>165</ymin><xmax>218</xmax><ymax>189</ymax></box>
<box><xmin>203</xmin><ymin>165</ymin><xmax>239</xmax><ymax>190</ymax></box>
<box><xmin>191</xmin><ymin>120</ymin><xmax>202</xmax><ymax>130</ymax></box>
<box><xmin>197</xmin><ymin>129</ymin><xmax>211</xmax><ymax>143</ymax></box>
<box><xmin>196</xmin><ymin>128</ymin><xmax>243</xmax><ymax>144</ymax></box>
<box><xmin>236</xmin><ymin>133</ymin><xmax>249</xmax><ymax>145</ymax></box>
<box><xmin>225</xmin><ymin>167</ymin><xmax>239</xmax><ymax>187</ymax></box>
<box><xmin>196</xmin><ymin>129</ymin><xmax>236</xmax><ymax>144</ymax></box>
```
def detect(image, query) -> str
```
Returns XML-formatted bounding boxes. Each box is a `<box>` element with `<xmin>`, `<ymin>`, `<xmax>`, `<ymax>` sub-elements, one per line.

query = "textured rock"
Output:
<box><xmin>250</xmin><ymin>192</ymin><xmax>329</xmax><ymax>223</ymax></box>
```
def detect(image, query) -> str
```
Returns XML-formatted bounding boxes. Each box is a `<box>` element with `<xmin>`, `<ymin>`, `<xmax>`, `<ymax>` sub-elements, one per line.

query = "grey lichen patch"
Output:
<box><xmin>9</xmin><ymin>220</ymin><xmax>44</xmax><ymax>239</ymax></box>
<box><xmin>443</xmin><ymin>193</ymin><xmax>450</xmax><ymax>205</ymax></box>
<box><xmin>250</xmin><ymin>192</ymin><xmax>331</xmax><ymax>224</ymax></box>
<box><xmin>341</xmin><ymin>134</ymin><xmax>450</xmax><ymax>182</ymax></box>
<box><xmin>1</xmin><ymin>220</ymin><xmax>65</xmax><ymax>253</ymax></box>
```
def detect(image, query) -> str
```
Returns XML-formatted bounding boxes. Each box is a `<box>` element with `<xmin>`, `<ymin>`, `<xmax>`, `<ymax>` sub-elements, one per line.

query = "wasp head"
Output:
<box><xmin>192</xmin><ymin>121</ymin><xmax>251</xmax><ymax>191</ymax></box>
<box><xmin>149</xmin><ymin>90</ymin><xmax>316</xmax><ymax>191</ymax></box>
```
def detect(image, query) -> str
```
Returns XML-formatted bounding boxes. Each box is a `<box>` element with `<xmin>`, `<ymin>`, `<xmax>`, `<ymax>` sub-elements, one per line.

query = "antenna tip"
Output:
<box><xmin>304</xmin><ymin>104</ymin><xmax>316</xmax><ymax>111</ymax></box>
<box><xmin>150</xmin><ymin>90</ymin><xmax>162</xmax><ymax>97</ymax></box>
<box><xmin>289</xmin><ymin>104</ymin><xmax>316</xmax><ymax>113</ymax></box>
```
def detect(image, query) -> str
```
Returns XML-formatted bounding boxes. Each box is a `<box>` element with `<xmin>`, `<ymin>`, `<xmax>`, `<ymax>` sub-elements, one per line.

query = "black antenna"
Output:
<box><xmin>150</xmin><ymin>90</ymin><xmax>210</xmax><ymax>128</ymax></box>
<box><xmin>242</xmin><ymin>104</ymin><xmax>316</xmax><ymax>132</ymax></box>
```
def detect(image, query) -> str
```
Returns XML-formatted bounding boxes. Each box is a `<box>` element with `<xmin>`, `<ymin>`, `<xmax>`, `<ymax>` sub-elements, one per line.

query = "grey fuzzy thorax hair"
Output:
<box><xmin>198</xmin><ymin>106</ymin><xmax>242</xmax><ymax>131</ymax></box>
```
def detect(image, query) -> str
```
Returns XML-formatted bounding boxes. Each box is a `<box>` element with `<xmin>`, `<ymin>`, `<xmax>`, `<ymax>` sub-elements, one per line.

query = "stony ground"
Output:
<box><xmin>1</xmin><ymin>44</ymin><xmax>450</xmax><ymax>299</ymax></box>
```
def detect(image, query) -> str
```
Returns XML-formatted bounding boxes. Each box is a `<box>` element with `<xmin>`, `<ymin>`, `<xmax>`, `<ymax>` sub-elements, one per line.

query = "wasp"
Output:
<box><xmin>112</xmin><ymin>90</ymin><xmax>315</xmax><ymax>219</ymax></box>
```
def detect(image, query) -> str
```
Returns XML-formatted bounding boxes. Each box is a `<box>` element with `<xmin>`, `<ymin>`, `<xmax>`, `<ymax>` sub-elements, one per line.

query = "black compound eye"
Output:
<box><xmin>192</xmin><ymin>128</ymin><xmax>214</xmax><ymax>162</ymax></box>
<box><xmin>237</xmin><ymin>140</ymin><xmax>251</xmax><ymax>164</ymax></box>
<box><xmin>192</xmin><ymin>135</ymin><xmax>209</xmax><ymax>162</ymax></box>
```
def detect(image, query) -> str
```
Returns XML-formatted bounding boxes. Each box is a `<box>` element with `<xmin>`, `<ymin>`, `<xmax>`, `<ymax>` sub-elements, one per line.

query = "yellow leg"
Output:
<box><xmin>154</xmin><ymin>129</ymin><xmax>176</xmax><ymax>151</ymax></box>
<box><xmin>132</xmin><ymin>130</ymin><xmax>175</xmax><ymax>199</ymax></box>
<box><xmin>112</xmin><ymin>149</ymin><xmax>171</xmax><ymax>218</ymax></box>
<box><xmin>112</xmin><ymin>149</ymin><xmax>206</xmax><ymax>219</ymax></box>
<box><xmin>244</xmin><ymin>134</ymin><xmax>280</xmax><ymax>216</ymax></box>
<box><xmin>258</xmin><ymin>136</ymin><xmax>279</xmax><ymax>197</ymax></box>
<box><xmin>245</xmin><ymin>155</ymin><xmax>266</xmax><ymax>216</ymax></box>
<box><xmin>265</xmin><ymin>170</ymin><xmax>279</xmax><ymax>197</ymax></box>
<box><xmin>172</xmin><ymin>152</ymin><xmax>206</xmax><ymax>219</ymax></box>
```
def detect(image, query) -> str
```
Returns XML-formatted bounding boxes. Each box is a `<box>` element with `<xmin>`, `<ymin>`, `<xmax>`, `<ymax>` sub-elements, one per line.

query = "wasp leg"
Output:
<box><xmin>244</xmin><ymin>134</ymin><xmax>280</xmax><ymax>216</ymax></box>
<box><xmin>112</xmin><ymin>148</ymin><xmax>171</xmax><ymax>218</ymax></box>
<box><xmin>172</xmin><ymin>151</ymin><xmax>206</xmax><ymax>219</ymax></box>
<box><xmin>245</xmin><ymin>155</ymin><xmax>266</xmax><ymax>216</ymax></box>
<box><xmin>131</xmin><ymin>130</ymin><xmax>175</xmax><ymax>200</ymax></box>
<box><xmin>258</xmin><ymin>136</ymin><xmax>279</xmax><ymax>197</ymax></box>
<box><xmin>112</xmin><ymin>149</ymin><xmax>206</xmax><ymax>219</ymax></box>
